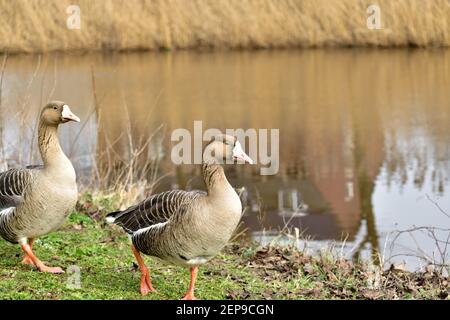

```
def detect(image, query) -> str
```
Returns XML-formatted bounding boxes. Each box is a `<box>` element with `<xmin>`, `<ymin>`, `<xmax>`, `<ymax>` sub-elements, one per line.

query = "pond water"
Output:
<box><xmin>1</xmin><ymin>49</ymin><xmax>449</xmax><ymax>270</ymax></box>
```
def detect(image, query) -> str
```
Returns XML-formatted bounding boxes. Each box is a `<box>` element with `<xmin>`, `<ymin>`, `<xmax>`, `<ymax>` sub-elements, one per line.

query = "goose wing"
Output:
<box><xmin>0</xmin><ymin>168</ymin><xmax>34</xmax><ymax>210</ymax></box>
<box><xmin>106</xmin><ymin>189</ymin><xmax>206</xmax><ymax>234</ymax></box>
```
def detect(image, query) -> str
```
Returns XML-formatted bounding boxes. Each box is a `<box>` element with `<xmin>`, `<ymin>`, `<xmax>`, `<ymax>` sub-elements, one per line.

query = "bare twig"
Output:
<box><xmin>388</xmin><ymin>195</ymin><xmax>450</xmax><ymax>274</ymax></box>
<box><xmin>426</xmin><ymin>194</ymin><xmax>450</xmax><ymax>219</ymax></box>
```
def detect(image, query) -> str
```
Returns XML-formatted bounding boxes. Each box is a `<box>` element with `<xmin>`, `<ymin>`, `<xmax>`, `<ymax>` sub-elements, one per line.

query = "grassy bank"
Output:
<box><xmin>1</xmin><ymin>0</ymin><xmax>450</xmax><ymax>53</ymax></box>
<box><xmin>0</xmin><ymin>193</ymin><xmax>448</xmax><ymax>300</ymax></box>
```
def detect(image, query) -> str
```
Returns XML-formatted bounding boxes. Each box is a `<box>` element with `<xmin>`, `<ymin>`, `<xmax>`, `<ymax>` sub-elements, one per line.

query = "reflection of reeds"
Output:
<box><xmin>89</xmin><ymin>68</ymin><xmax>165</xmax><ymax>207</ymax></box>
<box><xmin>1</xmin><ymin>0</ymin><xmax>450</xmax><ymax>53</ymax></box>
<box><xmin>89</xmin><ymin>117</ymin><xmax>164</xmax><ymax>207</ymax></box>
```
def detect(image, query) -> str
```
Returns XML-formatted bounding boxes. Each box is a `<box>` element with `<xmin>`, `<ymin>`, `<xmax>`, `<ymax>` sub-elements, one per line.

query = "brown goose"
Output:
<box><xmin>107</xmin><ymin>134</ymin><xmax>253</xmax><ymax>299</ymax></box>
<box><xmin>0</xmin><ymin>101</ymin><xmax>80</xmax><ymax>273</ymax></box>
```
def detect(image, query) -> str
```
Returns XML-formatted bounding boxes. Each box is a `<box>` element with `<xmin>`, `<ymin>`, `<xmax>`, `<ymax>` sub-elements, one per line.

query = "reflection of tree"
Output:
<box><xmin>348</xmin><ymin>93</ymin><xmax>384</xmax><ymax>265</ymax></box>
<box><xmin>352</xmin><ymin>172</ymin><xmax>380</xmax><ymax>265</ymax></box>
<box><xmin>384</xmin><ymin>128</ymin><xmax>449</xmax><ymax>196</ymax></box>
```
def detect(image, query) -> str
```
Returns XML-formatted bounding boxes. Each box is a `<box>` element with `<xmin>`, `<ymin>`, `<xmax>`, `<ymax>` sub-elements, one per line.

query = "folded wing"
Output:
<box><xmin>0</xmin><ymin>168</ymin><xmax>34</xmax><ymax>210</ymax></box>
<box><xmin>106</xmin><ymin>189</ymin><xmax>206</xmax><ymax>234</ymax></box>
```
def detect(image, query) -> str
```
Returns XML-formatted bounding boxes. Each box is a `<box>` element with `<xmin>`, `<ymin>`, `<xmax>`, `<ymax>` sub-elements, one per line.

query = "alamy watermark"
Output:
<box><xmin>66</xmin><ymin>5</ymin><xmax>81</xmax><ymax>30</ymax></box>
<box><xmin>66</xmin><ymin>265</ymin><xmax>81</xmax><ymax>289</ymax></box>
<box><xmin>367</xmin><ymin>4</ymin><xmax>382</xmax><ymax>30</ymax></box>
<box><xmin>65</xmin><ymin>4</ymin><xmax>383</xmax><ymax>32</ymax></box>
<box><xmin>171</xmin><ymin>121</ymin><xmax>279</xmax><ymax>175</ymax></box>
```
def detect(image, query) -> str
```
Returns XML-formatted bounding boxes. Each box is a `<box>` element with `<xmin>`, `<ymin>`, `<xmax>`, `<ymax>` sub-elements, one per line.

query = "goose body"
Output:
<box><xmin>107</xmin><ymin>135</ymin><xmax>253</xmax><ymax>299</ymax></box>
<box><xmin>0</xmin><ymin>166</ymin><xmax>77</xmax><ymax>243</ymax></box>
<box><xmin>108</xmin><ymin>168</ymin><xmax>242</xmax><ymax>267</ymax></box>
<box><xmin>0</xmin><ymin>101</ymin><xmax>80</xmax><ymax>273</ymax></box>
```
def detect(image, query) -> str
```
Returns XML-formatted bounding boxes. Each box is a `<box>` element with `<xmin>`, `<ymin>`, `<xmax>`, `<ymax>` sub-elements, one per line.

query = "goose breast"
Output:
<box><xmin>14</xmin><ymin>171</ymin><xmax>77</xmax><ymax>239</ymax></box>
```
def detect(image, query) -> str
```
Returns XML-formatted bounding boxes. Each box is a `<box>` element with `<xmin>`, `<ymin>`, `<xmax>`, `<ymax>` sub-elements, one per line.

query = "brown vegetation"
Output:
<box><xmin>226</xmin><ymin>245</ymin><xmax>450</xmax><ymax>300</ymax></box>
<box><xmin>1</xmin><ymin>0</ymin><xmax>449</xmax><ymax>53</ymax></box>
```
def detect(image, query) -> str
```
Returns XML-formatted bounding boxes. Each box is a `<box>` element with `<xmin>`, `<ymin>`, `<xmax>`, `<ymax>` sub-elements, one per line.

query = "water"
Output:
<box><xmin>1</xmin><ymin>49</ymin><xmax>449</xmax><ymax>270</ymax></box>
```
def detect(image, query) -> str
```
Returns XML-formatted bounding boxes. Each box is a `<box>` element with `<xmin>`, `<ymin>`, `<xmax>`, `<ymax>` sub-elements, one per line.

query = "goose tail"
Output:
<box><xmin>105</xmin><ymin>210</ymin><xmax>122</xmax><ymax>224</ymax></box>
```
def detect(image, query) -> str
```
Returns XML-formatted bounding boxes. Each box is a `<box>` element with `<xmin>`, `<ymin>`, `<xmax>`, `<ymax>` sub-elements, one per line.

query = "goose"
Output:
<box><xmin>106</xmin><ymin>134</ymin><xmax>253</xmax><ymax>299</ymax></box>
<box><xmin>0</xmin><ymin>101</ymin><xmax>80</xmax><ymax>273</ymax></box>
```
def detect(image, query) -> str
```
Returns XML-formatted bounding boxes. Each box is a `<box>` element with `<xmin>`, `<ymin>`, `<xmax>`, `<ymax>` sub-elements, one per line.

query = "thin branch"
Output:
<box><xmin>426</xmin><ymin>194</ymin><xmax>450</xmax><ymax>219</ymax></box>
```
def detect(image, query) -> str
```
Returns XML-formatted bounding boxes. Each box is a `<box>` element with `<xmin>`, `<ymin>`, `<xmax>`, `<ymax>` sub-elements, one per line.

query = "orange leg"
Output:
<box><xmin>20</xmin><ymin>241</ymin><xmax>64</xmax><ymax>274</ymax></box>
<box><xmin>131</xmin><ymin>245</ymin><xmax>156</xmax><ymax>295</ymax></box>
<box><xmin>21</xmin><ymin>238</ymin><xmax>34</xmax><ymax>265</ymax></box>
<box><xmin>181</xmin><ymin>266</ymin><xmax>198</xmax><ymax>300</ymax></box>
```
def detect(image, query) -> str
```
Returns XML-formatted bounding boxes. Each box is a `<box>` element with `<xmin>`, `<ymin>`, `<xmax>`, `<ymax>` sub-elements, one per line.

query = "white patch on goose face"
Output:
<box><xmin>232</xmin><ymin>141</ymin><xmax>243</xmax><ymax>157</ymax></box>
<box><xmin>61</xmin><ymin>104</ymin><xmax>80</xmax><ymax>122</ymax></box>
<box><xmin>232</xmin><ymin>140</ymin><xmax>254</xmax><ymax>164</ymax></box>
<box><xmin>61</xmin><ymin>104</ymin><xmax>71</xmax><ymax>117</ymax></box>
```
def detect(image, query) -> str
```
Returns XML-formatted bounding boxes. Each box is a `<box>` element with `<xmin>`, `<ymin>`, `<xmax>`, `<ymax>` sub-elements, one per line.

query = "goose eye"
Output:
<box><xmin>53</xmin><ymin>106</ymin><xmax>57</xmax><ymax>110</ymax></box>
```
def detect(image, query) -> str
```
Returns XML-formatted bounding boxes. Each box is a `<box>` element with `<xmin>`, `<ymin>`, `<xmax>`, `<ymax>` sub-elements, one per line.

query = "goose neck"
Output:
<box><xmin>38</xmin><ymin>120</ymin><xmax>68</xmax><ymax>169</ymax></box>
<box><xmin>202</xmin><ymin>161</ymin><xmax>233</xmax><ymax>197</ymax></box>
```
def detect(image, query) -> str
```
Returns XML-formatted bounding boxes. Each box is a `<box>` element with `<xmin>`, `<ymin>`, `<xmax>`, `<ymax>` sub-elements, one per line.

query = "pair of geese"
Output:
<box><xmin>0</xmin><ymin>101</ymin><xmax>253</xmax><ymax>300</ymax></box>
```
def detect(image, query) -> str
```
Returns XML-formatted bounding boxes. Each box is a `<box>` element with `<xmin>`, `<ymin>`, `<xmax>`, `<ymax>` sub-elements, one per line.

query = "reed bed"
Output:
<box><xmin>1</xmin><ymin>0</ymin><xmax>449</xmax><ymax>53</ymax></box>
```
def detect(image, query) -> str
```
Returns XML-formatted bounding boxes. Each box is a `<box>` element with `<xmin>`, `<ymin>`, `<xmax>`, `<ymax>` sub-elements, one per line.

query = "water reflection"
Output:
<box><xmin>0</xmin><ymin>49</ymin><xmax>449</xmax><ymax>269</ymax></box>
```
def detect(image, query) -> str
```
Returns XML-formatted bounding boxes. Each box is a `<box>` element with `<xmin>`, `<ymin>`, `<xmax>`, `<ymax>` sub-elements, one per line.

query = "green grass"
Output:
<box><xmin>0</xmin><ymin>195</ymin><xmax>448</xmax><ymax>300</ymax></box>
<box><xmin>0</xmin><ymin>214</ymin><xmax>261</xmax><ymax>300</ymax></box>
<box><xmin>0</xmin><ymin>206</ymin><xmax>282</xmax><ymax>300</ymax></box>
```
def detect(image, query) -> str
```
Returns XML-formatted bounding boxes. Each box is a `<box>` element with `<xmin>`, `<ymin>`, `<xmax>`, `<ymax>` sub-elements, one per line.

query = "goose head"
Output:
<box><xmin>203</xmin><ymin>134</ymin><xmax>253</xmax><ymax>164</ymax></box>
<box><xmin>41</xmin><ymin>101</ymin><xmax>80</xmax><ymax>125</ymax></box>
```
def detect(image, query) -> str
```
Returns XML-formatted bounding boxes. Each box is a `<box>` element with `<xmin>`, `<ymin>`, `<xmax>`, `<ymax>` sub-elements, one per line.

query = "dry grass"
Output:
<box><xmin>1</xmin><ymin>0</ymin><xmax>449</xmax><ymax>53</ymax></box>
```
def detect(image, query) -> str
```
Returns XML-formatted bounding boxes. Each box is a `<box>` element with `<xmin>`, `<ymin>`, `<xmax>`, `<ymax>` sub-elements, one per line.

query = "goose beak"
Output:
<box><xmin>61</xmin><ymin>104</ymin><xmax>80</xmax><ymax>123</ymax></box>
<box><xmin>232</xmin><ymin>141</ymin><xmax>254</xmax><ymax>164</ymax></box>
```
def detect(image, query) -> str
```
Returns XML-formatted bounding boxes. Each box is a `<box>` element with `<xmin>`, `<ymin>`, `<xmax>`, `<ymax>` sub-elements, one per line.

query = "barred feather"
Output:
<box><xmin>0</xmin><ymin>168</ymin><xmax>34</xmax><ymax>210</ymax></box>
<box><xmin>0</xmin><ymin>168</ymin><xmax>36</xmax><ymax>243</ymax></box>
<box><xmin>107</xmin><ymin>190</ymin><xmax>206</xmax><ymax>235</ymax></box>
